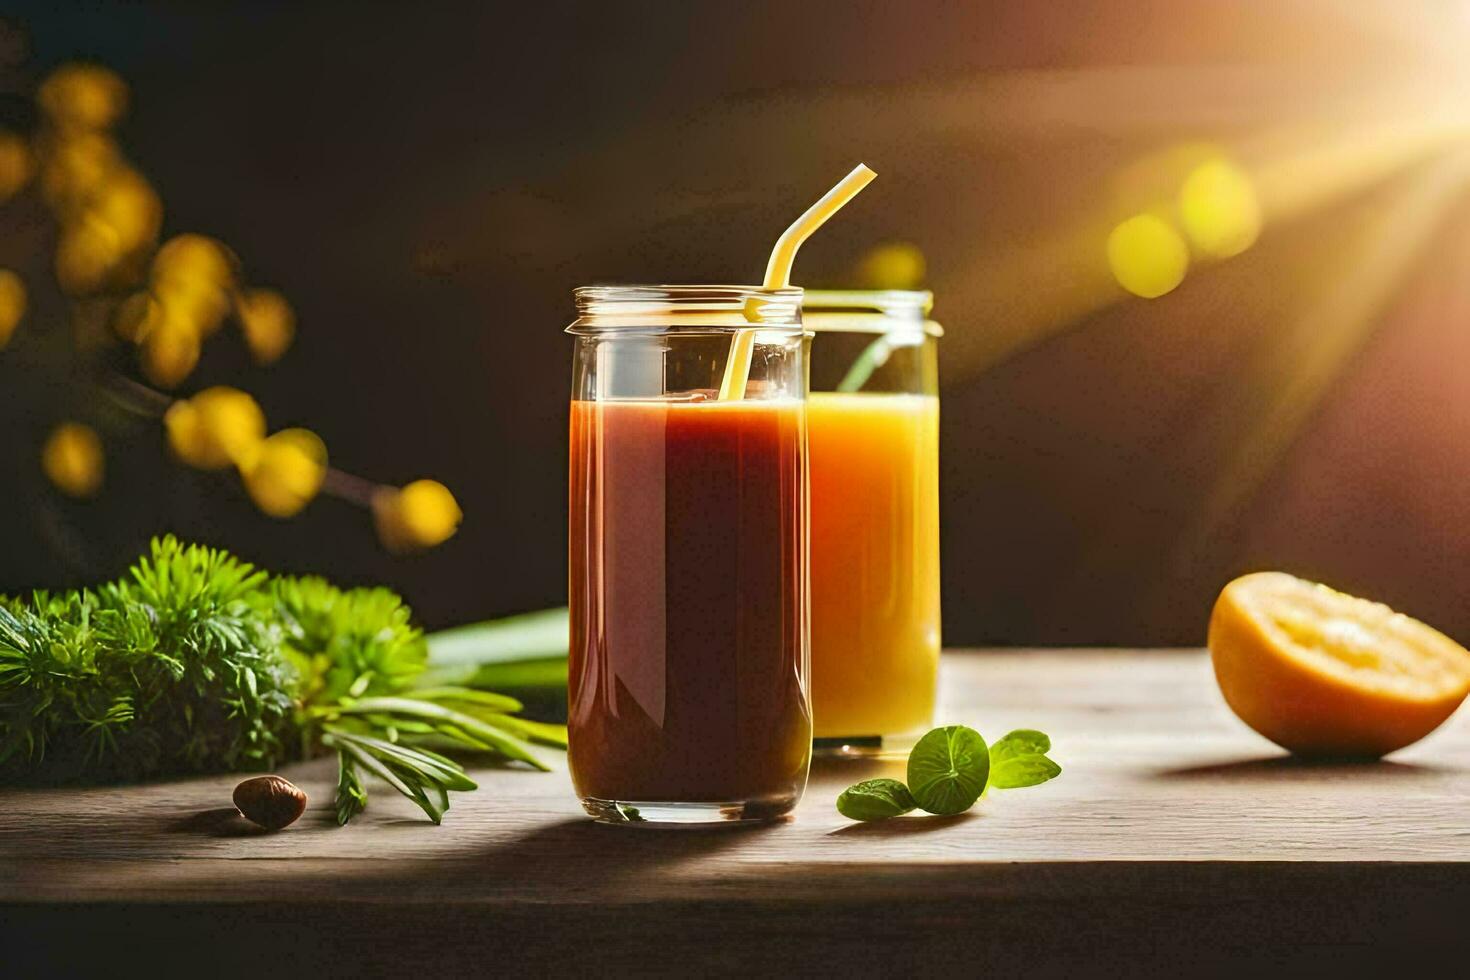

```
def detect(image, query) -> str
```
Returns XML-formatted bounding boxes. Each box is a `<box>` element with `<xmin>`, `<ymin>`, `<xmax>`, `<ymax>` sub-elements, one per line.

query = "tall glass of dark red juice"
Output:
<box><xmin>567</xmin><ymin>285</ymin><xmax>811</xmax><ymax>824</ymax></box>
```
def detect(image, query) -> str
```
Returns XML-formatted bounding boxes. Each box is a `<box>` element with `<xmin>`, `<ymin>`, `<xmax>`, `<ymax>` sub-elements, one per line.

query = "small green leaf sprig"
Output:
<box><xmin>836</xmin><ymin>726</ymin><xmax>1061</xmax><ymax>821</ymax></box>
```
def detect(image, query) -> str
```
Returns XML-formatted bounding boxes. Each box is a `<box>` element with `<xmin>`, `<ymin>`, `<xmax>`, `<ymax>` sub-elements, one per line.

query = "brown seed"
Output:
<box><xmin>232</xmin><ymin>775</ymin><xmax>307</xmax><ymax>830</ymax></box>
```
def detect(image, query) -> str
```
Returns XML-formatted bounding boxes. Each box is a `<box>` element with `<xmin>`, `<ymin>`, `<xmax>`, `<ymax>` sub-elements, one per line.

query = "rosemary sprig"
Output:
<box><xmin>311</xmin><ymin>688</ymin><xmax>561</xmax><ymax>823</ymax></box>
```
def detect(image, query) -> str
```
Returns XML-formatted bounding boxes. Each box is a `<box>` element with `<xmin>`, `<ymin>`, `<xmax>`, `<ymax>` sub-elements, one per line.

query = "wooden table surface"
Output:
<box><xmin>4</xmin><ymin>649</ymin><xmax>1468</xmax><ymax>975</ymax></box>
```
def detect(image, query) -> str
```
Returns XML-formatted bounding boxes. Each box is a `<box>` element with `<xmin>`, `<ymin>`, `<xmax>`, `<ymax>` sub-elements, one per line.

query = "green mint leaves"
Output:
<box><xmin>836</xmin><ymin>724</ymin><xmax>1061</xmax><ymax>821</ymax></box>
<box><xmin>907</xmin><ymin>726</ymin><xmax>990</xmax><ymax>815</ymax></box>
<box><xmin>988</xmin><ymin>729</ymin><xmax>1062</xmax><ymax>789</ymax></box>
<box><xmin>989</xmin><ymin>728</ymin><xmax>1050</xmax><ymax>762</ymax></box>
<box><xmin>836</xmin><ymin>778</ymin><xmax>917</xmax><ymax>820</ymax></box>
<box><xmin>989</xmin><ymin>754</ymin><xmax>1062</xmax><ymax>789</ymax></box>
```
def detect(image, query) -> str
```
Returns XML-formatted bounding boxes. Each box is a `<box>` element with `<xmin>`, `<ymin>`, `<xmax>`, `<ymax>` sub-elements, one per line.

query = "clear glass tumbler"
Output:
<box><xmin>566</xmin><ymin>285</ymin><xmax>812</xmax><ymax>824</ymax></box>
<box><xmin>805</xmin><ymin>289</ymin><xmax>942</xmax><ymax>756</ymax></box>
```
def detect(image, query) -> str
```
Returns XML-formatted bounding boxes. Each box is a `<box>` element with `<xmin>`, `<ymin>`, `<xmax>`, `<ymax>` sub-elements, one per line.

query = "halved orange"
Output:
<box><xmin>1209</xmin><ymin>572</ymin><xmax>1470</xmax><ymax>757</ymax></box>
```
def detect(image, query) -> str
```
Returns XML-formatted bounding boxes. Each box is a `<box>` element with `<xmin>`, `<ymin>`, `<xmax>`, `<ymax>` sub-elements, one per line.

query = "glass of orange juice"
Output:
<box><xmin>806</xmin><ymin>290</ymin><xmax>941</xmax><ymax>755</ymax></box>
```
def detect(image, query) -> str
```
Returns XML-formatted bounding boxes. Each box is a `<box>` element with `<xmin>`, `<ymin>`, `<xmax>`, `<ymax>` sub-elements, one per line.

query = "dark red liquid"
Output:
<box><xmin>568</xmin><ymin>398</ymin><xmax>810</xmax><ymax>807</ymax></box>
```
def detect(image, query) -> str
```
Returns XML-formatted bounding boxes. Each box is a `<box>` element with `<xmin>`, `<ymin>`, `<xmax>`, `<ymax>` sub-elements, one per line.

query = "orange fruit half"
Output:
<box><xmin>1209</xmin><ymin>572</ymin><xmax>1470</xmax><ymax>757</ymax></box>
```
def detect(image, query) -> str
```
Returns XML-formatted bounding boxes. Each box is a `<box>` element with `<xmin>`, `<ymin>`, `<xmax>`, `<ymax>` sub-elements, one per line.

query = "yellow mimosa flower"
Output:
<box><xmin>235</xmin><ymin>288</ymin><xmax>295</xmax><ymax>364</ymax></box>
<box><xmin>0</xmin><ymin>269</ymin><xmax>24</xmax><ymax>348</ymax></box>
<box><xmin>238</xmin><ymin>429</ymin><xmax>327</xmax><ymax>518</ymax></box>
<box><xmin>38</xmin><ymin>63</ymin><xmax>129</xmax><ymax>132</ymax></box>
<box><xmin>164</xmin><ymin>387</ymin><xmax>267</xmax><ymax>470</ymax></box>
<box><xmin>42</xmin><ymin>422</ymin><xmax>104</xmax><ymax>498</ymax></box>
<box><xmin>140</xmin><ymin>318</ymin><xmax>201</xmax><ymax>388</ymax></box>
<box><xmin>0</xmin><ymin>131</ymin><xmax>32</xmax><ymax>202</ymax></box>
<box><xmin>373</xmin><ymin>479</ymin><xmax>463</xmax><ymax>552</ymax></box>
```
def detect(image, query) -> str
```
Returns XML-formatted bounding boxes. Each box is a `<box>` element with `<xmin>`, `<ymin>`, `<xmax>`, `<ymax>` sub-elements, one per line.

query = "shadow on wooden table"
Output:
<box><xmin>825</xmin><ymin>812</ymin><xmax>977</xmax><ymax>837</ymax></box>
<box><xmin>1152</xmin><ymin>754</ymin><xmax>1455</xmax><ymax>781</ymax></box>
<box><xmin>321</xmin><ymin>812</ymin><xmax>781</xmax><ymax>905</ymax></box>
<box><xmin>445</xmin><ymin>813</ymin><xmax>769</xmax><ymax>876</ymax></box>
<box><xmin>168</xmin><ymin>806</ymin><xmax>272</xmax><ymax>837</ymax></box>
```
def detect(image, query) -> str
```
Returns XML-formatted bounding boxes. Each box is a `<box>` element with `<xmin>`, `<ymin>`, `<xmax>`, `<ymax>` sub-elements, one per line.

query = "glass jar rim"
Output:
<box><xmin>802</xmin><ymin>289</ymin><xmax>941</xmax><ymax>336</ymax></box>
<box><xmin>569</xmin><ymin>284</ymin><xmax>803</xmax><ymax>334</ymax></box>
<box><xmin>802</xmin><ymin>289</ymin><xmax>932</xmax><ymax>315</ymax></box>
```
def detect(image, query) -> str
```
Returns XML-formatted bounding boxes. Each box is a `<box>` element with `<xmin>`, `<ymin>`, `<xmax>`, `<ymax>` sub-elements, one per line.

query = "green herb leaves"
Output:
<box><xmin>989</xmin><ymin>728</ymin><xmax>1049</xmax><ymax>761</ymax></box>
<box><xmin>836</xmin><ymin>778</ymin><xmax>917</xmax><ymax>820</ymax></box>
<box><xmin>312</xmin><ymin>689</ymin><xmax>562</xmax><ymax>823</ymax></box>
<box><xmin>0</xmin><ymin>536</ymin><xmax>566</xmax><ymax>827</ymax></box>
<box><xmin>836</xmin><ymin>724</ymin><xmax>1061</xmax><ymax>822</ymax></box>
<box><xmin>323</xmin><ymin>728</ymin><xmax>476</xmax><ymax>825</ymax></box>
<box><xmin>988</xmin><ymin>729</ymin><xmax>1062</xmax><ymax>789</ymax></box>
<box><xmin>0</xmin><ymin>538</ymin><xmax>296</xmax><ymax>782</ymax></box>
<box><xmin>906</xmin><ymin>725</ymin><xmax>990</xmax><ymax>815</ymax></box>
<box><xmin>989</xmin><ymin>754</ymin><xmax>1062</xmax><ymax>789</ymax></box>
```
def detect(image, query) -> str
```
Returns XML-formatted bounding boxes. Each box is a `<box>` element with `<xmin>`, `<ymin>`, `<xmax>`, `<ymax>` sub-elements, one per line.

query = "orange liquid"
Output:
<box><xmin>808</xmin><ymin>392</ymin><xmax>940</xmax><ymax>739</ymax></box>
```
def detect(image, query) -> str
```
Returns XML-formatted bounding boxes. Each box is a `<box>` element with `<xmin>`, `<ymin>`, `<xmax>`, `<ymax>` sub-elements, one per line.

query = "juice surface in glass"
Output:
<box><xmin>568</xmin><ymin>398</ymin><xmax>810</xmax><ymax>811</ymax></box>
<box><xmin>804</xmin><ymin>290</ymin><xmax>941</xmax><ymax>750</ymax></box>
<box><xmin>809</xmin><ymin>392</ymin><xmax>940</xmax><ymax>740</ymax></box>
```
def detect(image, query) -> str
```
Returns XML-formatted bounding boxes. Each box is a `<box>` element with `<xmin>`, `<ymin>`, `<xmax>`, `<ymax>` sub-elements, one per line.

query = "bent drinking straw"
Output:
<box><xmin>717</xmin><ymin>163</ymin><xmax>877</xmax><ymax>400</ymax></box>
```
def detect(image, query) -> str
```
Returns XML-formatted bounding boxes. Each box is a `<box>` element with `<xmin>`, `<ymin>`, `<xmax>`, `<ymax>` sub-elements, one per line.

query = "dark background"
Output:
<box><xmin>3</xmin><ymin>1</ymin><xmax>1469</xmax><ymax>645</ymax></box>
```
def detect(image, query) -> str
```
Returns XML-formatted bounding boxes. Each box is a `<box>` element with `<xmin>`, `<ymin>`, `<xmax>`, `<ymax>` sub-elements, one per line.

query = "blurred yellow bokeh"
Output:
<box><xmin>164</xmin><ymin>386</ymin><xmax>267</xmax><ymax>470</ymax></box>
<box><xmin>39</xmin><ymin>132</ymin><xmax>120</xmax><ymax>214</ymax></box>
<box><xmin>140</xmin><ymin>319</ymin><xmax>202</xmax><ymax>389</ymax></box>
<box><xmin>235</xmin><ymin>288</ymin><xmax>296</xmax><ymax>364</ymax></box>
<box><xmin>42</xmin><ymin>422</ymin><xmax>105</xmax><ymax>498</ymax></box>
<box><xmin>38</xmin><ymin>63</ymin><xmax>128</xmax><ymax>132</ymax></box>
<box><xmin>1178</xmin><ymin>158</ymin><xmax>1263</xmax><ymax>259</ymax></box>
<box><xmin>0</xmin><ymin>269</ymin><xmax>25</xmax><ymax>349</ymax></box>
<box><xmin>1106</xmin><ymin>213</ymin><xmax>1190</xmax><ymax>299</ymax></box>
<box><xmin>46</xmin><ymin>155</ymin><xmax>160</xmax><ymax>295</ymax></box>
<box><xmin>11</xmin><ymin>60</ymin><xmax>452</xmax><ymax>551</ymax></box>
<box><xmin>152</xmin><ymin>233</ymin><xmax>236</xmax><ymax>291</ymax></box>
<box><xmin>855</xmin><ymin>241</ymin><xmax>927</xmax><ymax>290</ymax></box>
<box><xmin>373</xmin><ymin>479</ymin><xmax>463</xmax><ymax>552</ymax></box>
<box><xmin>152</xmin><ymin>276</ymin><xmax>231</xmax><ymax>337</ymax></box>
<box><xmin>54</xmin><ymin>220</ymin><xmax>121</xmax><ymax>294</ymax></box>
<box><xmin>0</xmin><ymin>130</ymin><xmax>31</xmax><ymax>202</ymax></box>
<box><xmin>111</xmin><ymin>291</ymin><xmax>162</xmax><ymax>343</ymax></box>
<box><xmin>87</xmin><ymin>168</ymin><xmax>163</xmax><ymax>255</ymax></box>
<box><xmin>149</xmin><ymin>234</ymin><xmax>236</xmax><ymax>337</ymax></box>
<box><xmin>238</xmin><ymin>428</ymin><xmax>327</xmax><ymax>518</ymax></box>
